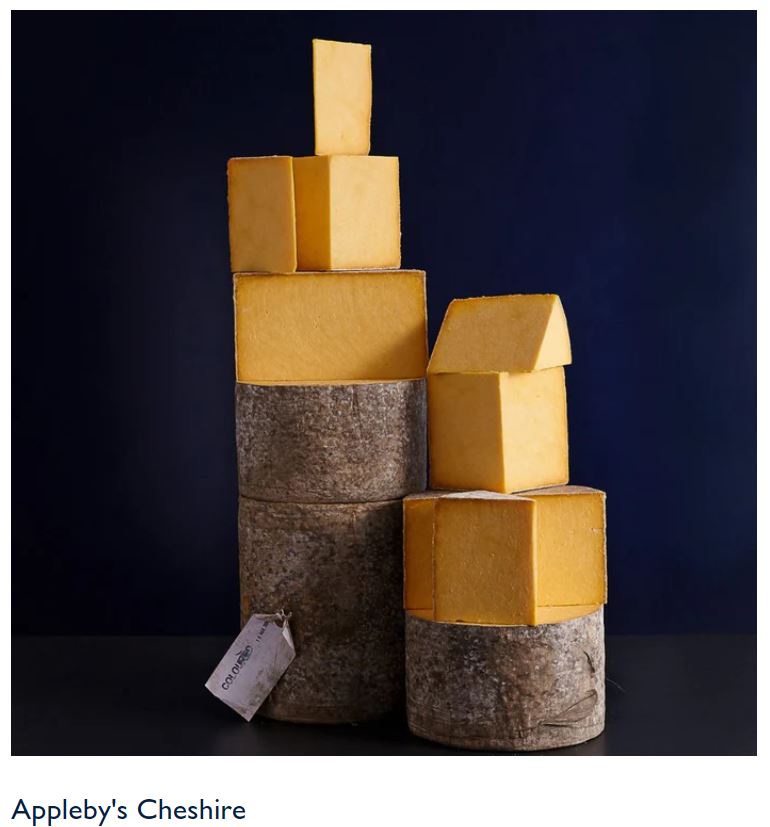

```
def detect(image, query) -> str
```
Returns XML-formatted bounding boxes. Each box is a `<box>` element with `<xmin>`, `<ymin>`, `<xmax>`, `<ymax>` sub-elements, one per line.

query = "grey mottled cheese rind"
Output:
<box><xmin>239</xmin><ymin>497</ymin><xmax>404</xmax><ymax>724</ymax></box>
<box><xmin>236</xmin><ymin>380</ymin><xmax>427</xmax><ymax>502</ymax></box>
<box><xmin>406</xmin><ymin>609</ymin><xmax>605</xmax><ymax>751</ymax></box>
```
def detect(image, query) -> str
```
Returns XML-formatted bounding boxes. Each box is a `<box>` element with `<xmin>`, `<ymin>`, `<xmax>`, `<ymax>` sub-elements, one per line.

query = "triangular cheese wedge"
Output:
<box><xmin>427</xmin><ymin>294</ymin><xmax>572</xmax><ymax>374</ymax></box>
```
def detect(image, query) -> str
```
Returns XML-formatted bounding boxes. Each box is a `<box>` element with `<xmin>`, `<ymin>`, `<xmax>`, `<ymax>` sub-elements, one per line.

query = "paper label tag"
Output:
<box><xmin>205</xmin><ymin>612</ymin><xmax>295</xmax><ymax>721</ymax></box>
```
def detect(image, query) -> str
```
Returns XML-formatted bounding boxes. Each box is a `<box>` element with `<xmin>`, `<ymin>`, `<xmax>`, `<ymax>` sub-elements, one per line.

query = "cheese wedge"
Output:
<box><xmin>234</xmin><ymin>270</ymin><xmax>427</xmax><ymax>383</ymax></box>
<box><xmin>428</xmin><ymin>294</ymin><xmax>571</xmax><ymax>374</ymax></box>
<box><xmin>313</xmin><ymin>39</ymin><xmax>372</xmax><ymax>155</ymax></box>
<box><xmin>227</xmin><ymin>156</ymin><xmax>296</xmax><ymax>273</ymax></box>
<box><xmin>294</xmin><ymin>155</ymin><xmax>400</xmax><ymax>270</ymax></box>
<box><xmin>403</xmin><ymin>487</ymin><xmax>606</xmax><ymax>625</ymax></box>
<box><xmin>428</xmin><ymin>367</ymin><xmax>568</xmax><ymax>493</ymax></box>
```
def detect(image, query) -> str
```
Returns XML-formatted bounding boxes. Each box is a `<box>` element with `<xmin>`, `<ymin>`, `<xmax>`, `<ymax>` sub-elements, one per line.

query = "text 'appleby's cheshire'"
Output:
<box><xmin>11</xmin><ymin>799</ymin><xmax>247</xmax><ymax>825</ymax></box>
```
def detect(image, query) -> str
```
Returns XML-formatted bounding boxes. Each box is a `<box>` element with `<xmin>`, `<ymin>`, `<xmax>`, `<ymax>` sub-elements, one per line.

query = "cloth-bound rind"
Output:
<box><xmin>236</xmin><ymin>379</ymin><xmax>427</xmax><ymax>502</ymax></box>
<box><xmin>239</xmin><ymin>497</ymin><xmax>404</xmax><ymax>724</ymax></box>
<box><xmin>405</xmin><ymin>609</ymin><xmax>605</xmax><ymax>751</ymax></box>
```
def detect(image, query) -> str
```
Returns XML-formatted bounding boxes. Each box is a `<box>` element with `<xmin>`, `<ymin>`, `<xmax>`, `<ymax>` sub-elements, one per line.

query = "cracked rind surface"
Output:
<box><xmin>239</xmin><ymin>497</ymin><xmax>404</xmax><ymax>724</ymax></box>
<box><xmin>236</xmin><ymin>380</ymin><xmax>427</xmax><ymax>503</ymax></box>
<box><xmin>405</xmin><ymin>609</ymin><xmax>605</xmax><ymax>751</ymax></box>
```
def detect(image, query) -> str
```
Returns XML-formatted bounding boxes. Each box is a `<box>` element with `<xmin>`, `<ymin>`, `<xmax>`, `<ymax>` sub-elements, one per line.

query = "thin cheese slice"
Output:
<box><xmin>294</xmin><ymin>155</ymin><xmax>400</xmax><ymax>270</ymax></box>
<box><xmin>428</xmin><ymin>294</ymin><xmax>572</xmax><ymax>374</ymax></box>
<box><xmin>428</xmin><ymin>368</ymin><xmax>568</xmax><ymax>493</ymax></box>
<box><xmin>403</xmin><ymin>487</ymin><xmax>606</xmax><ymax>626</ymax></box>
<box><xmin>234</xmin><ymin>270</ymin><xmax>427</xmax><ymax>383</ymax></box>
<box><xmin>313</xmin><ymin>39</ymin><xmax>372</xmax><ymax>155</ymax></box>
<box><xmin>227</xmin><ymin>156</ymin><xmax>296</xmax><ymax>273</ymax></box>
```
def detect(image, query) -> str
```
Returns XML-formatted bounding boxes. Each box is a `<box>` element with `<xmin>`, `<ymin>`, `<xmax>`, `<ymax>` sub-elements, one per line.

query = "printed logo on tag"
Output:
<box><xmin>205</xmin><ymin>612</ymin><xmax>295</xmax><ymax>721</ymax></box>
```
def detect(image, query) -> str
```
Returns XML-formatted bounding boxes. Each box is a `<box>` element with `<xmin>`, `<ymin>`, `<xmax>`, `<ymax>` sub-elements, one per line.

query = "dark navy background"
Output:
<box><xmin>12</xmin><ymin>11</ymin><xmax>756</xmax><ymax>634</ymax></box>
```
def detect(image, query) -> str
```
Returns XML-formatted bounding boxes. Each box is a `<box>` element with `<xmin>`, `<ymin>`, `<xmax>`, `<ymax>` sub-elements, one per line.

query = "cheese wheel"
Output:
<box><xmin>236</xmin><ymin>380</ymin><xmax>427</xmax><ymax>503</ymax></box>
<box><xmin>405</xmin><ymin>609</ymin><xmax>605</xmax><ymax>751</ymax></box>
<box><xmin>239</xmin><ymin>497</ymin><xmax>403</xmax><ymax>724</ymax></box>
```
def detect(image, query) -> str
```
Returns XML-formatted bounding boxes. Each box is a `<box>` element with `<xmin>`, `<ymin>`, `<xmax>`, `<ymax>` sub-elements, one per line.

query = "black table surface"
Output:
<box><xmin>12</xmin><ymin>634</ymin><xmax>756</xmax><ymax>756</ymax></box>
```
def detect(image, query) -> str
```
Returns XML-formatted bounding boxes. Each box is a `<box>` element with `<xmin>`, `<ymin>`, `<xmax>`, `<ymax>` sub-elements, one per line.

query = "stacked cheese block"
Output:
<box><xmin>404</xmin><ymin>296</ymin><xmax>608</xmax><ymax>751</ymax></box>
<box><xmin>228</xmin><ymin>40</ymin><xmax>429</xmax><ymax>724</ymax></box>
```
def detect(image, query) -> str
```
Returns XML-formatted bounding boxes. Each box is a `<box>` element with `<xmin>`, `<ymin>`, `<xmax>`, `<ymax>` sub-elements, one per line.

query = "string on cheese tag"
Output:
<box><xmin>205</xmin><ymin>612</ymin><xmax>295</xmax><ymax>721</ymax></box>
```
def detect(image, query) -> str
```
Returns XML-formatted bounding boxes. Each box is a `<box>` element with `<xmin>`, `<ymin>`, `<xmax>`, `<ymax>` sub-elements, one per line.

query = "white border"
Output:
<box><xmin>4</xmin><ymin>5</ymin><xmax>761</xmax><ymax>827</ymax></box>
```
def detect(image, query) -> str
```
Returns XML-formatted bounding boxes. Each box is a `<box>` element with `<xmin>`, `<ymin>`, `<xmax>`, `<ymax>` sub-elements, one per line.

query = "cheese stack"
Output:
<box><xmin>229</xmin><ymin>40</ymin><xmax>429</xmax><ymax>724</ymax></box>
<box><xmin>404</xmin><ymin>295</ymin><xmax>607</xmax><ymax>751</ymax></box>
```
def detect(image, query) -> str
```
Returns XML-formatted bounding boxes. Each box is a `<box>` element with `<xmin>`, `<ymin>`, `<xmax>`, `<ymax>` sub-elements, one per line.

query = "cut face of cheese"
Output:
<box><xmin>403</xmin><ymin>493</ymin><xmax>442</xmax><ymax>611</ymax></box>
<box><xmin>434</xmin><ymin>495</ymin><xmax>538</xmax><ymax>625</ymax></box>
<box><xmin>313</xmin><ymin>39</ymin><xmax>372</xmax><ymax>155</ymax></box>
<box><xmin>227</xmin><ymin>157</ymin><xmax>296</xmax><ymax>273</ymax></box>
<box><xmin>234</xmin><ymin>270</ymin><xmax>427</xmax><ymax>382</ymax></box>
<box><xmin>520</xmin><ymin>485</ymin><xmax>607</xmax><ymax>606</ymax></box>
<box><xmin>428</xmin><ymin>372</ymin><xmax>505</xmax><ymax>491</ymax></box>
<box><xmin>402</xmin><ymin>487</ymin><xmax>606</xmax><ymax>625</ymax></box>
<box><xmin>499</xmin><ymin>368</ymin><xmax>569</xmax><ymax>491</ymax></box>
<box><xmin>294</xmin><ymin>155</ymin><xmax>400</xmax><ymax>270</ymax></box>
<box><xmin>428</xmin><ymin>294</ymin><xmax>572</xmax><ymax>374</ymax></box>
<box><xmin>428</xmin><ymin>368</ymin><xmax>568</xmax><ymax>493</ymax></box>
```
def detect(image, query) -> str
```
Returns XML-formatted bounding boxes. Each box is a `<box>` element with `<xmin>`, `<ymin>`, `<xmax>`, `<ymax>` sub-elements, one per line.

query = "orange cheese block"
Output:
<box><xmin>403</xmin><ymin>487</ymin><xmax>606</xmax><ymax>626</ymax></box>
<box><xmin>313</xmin><ymin>39</ymin><xmax>372</xmax><ymax>156</ymax></box>
<box><xmin>428</xmin><ymin>367</ymin><xmax>569</xmax><ymax>493</ymax></box>
<box><xmin>293</xmin><ymin>155</ymin><xmax>400</xmax><ymax>270</ymax></box>
<box><xmin>234</xmin><ymin>270</ymin><xmax>427</xmax><ymax>383</ymax></box>
<box><xmin>227</xmin><ymin>156</ymin><xmax>296</xmax><ymax>273</ymax></box>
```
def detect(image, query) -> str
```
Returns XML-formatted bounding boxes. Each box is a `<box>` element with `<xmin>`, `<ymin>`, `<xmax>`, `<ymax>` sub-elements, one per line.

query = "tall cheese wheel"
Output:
<box><xmin>406</xmin><ymin>609</ymin><xmax>605</xmax><ymax>751</ymax></box>
<box><xmin>239</xmin><ymin>496</ymin><xmax>403</xmax><ymax>723</ymax></box>
<box><xmin>236</xmin><ymin>380</ymin><xmax>427</xmax><ymax>502</ymax></box>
